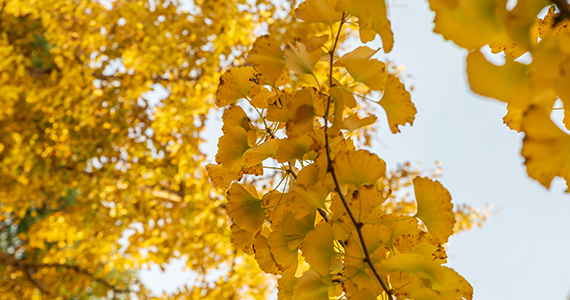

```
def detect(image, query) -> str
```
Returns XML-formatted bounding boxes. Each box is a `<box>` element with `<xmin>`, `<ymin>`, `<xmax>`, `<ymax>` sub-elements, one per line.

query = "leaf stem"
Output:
<box><xmin>323</xmin><ymin>12</ymin><xmax>394</xmax><ymax>300</ymax></box>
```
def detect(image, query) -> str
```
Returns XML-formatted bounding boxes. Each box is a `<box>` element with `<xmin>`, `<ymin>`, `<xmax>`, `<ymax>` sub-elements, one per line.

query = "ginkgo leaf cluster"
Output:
<box><xmin>426</xmin><ymin>0</ymin><xmax>570</xmax><ymax>191</ymax></box>
<box><xmin>206</xmin><ymin>1</ymin><xmax>482</xmax><ymax>299</ymax></box>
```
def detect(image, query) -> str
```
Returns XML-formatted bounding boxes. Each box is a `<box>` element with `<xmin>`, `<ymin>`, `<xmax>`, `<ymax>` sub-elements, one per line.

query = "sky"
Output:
<box><xmin>139</xmin><ymin>0</ymin><xmax>570</xmax><ymax>298</ymax></box>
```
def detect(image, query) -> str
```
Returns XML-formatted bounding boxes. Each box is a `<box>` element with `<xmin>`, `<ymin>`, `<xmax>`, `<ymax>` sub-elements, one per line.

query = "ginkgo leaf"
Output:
<box><xmin>354</xmin><ymin>184</ymin><xmax>387</xmax><ymax>222</ymax></box>
<box><xmin>341</xmin><ymin>113</ymin><xmax>378</xmax><ymax>132</ymax></box>
<box><xmin>336</xmin><ymin>0</ymin><xmax>394</xmax><ymax>52</ymax></box>
<box><xmin>431</xmin><ymin>267</ymin><xmax>473</xmax><ymax>300</ymax></box>
<box><xmin>409</xmin><ymin>287</ymin><xmax>446</xmax><ymax>300</ymax></box>
<box><xmin>298</xmin><ymin>35</ymin><xmax>330</xmax><ymax>51</ymax></box>
<box><xmin>555</xmin><ymin>63</ymin><xmax>570</xmax><ymax>131</ymax></box>
<box><xmin>348</xmin><ymin>288</ymin><xmax>377</xmax><ymax>300</ymax></box>
<box><xmin>466</xmin><ymin>50</ymin><xmax>532</xmax><ymax>107</ymax></box>
<box><xmin>276</xmin><ymin>135</ymin><xmax>313</xmax><ymax>163</ymax></box>
<box><xmin>301</xmin><ymin>222</ymin><xmax>337</xmax><ymax>276</ymax></box>
<box><xmin>330</xmin><ymin>85</ymin><xmax>357</xmax><ymax>108</ymax></box>
<box><xmin>278</xmin><ymin>270</ymin><xmax>297</xmax><ymax>300</ymax></box>
<box><xmin>379</xmin><ymin>74</ymin><xmax>417</xmax><ymax>134</ymax></box>
<box><xmin>427</xmin><ymin>0</ymin><xmax>508</xmax><ymax>49</ymax></box>
<box><xmin>296</xmin><ymin>0</ymin><xmax>342</xmax><ymax>26</ymax></box>
<box><xmin>269</xmin><ymin>212</ymin><xmax>315</xmax><ymax>271</ymax></box>
<box><xmin>292</xmin><ymin>270</ymin><xmax>333</xmax><ymax>300</ymax></box>
<box><xmin>215</xmin><ymin>67</ymin><xmax>257</xmax><ymax>107</ymax></box>
<box><xmin>503</xmin><ymin>104</ymin><xmax>524</xmax><ymax>132</ymax></box>
<box><xmin>254</xmin><ymin>234</ymin><xmax>281</xmax><ymax>275</ymax></box>
<box><xmin>413</xmin><ymin>177</ymin><xmax>455</xmax><ymax>244</ymax></box>
<box><xmin>250</xmin><ymin>87</ymin><xmax>272</xmax><ymax>108</ymax></box>
<box><xmin>267</xmin><ymin>92</ymin><xmax>294</xmax><ymax>122</ymax></box>
<box><xmin>205</xmin><ymin>163</ymin><xmax>236</xmax><ymax>190</ymax></box>
<box><xmin>248</xmin><ymin>35</ymin><xmax>286</xmax><ymax>86</ymax></box>
<box><xmin>345</xmin><ymin>58</ymin><xmax>387</xmax><ymax>91</ymax></box>
<box><xmin>284</xmin><ymin>42</ymin><xmax>325</xmax><ymax>75</ymax></box>
<box><xmin>521</xmin><ymin>106</ymin><xmax>570</xmax><ymax>191</ymax></box>
<box><xmin>286</xmin><ymin>87</ymin><xmax>325</xmax><ymax>139</ymax></box>
<box><xmin>221</xmin><ymin>105</ymin><xmax>252</xmax><ymax>133</ymax></box>
<box><xmin>291</xmin><ymin>183</ymin><xmax>331</xmax><ymax>219</ymax></box>
<box><xmin>230</xmin><ymin>223</ymin><xmax>256</xmax><ymax>255</ymax></box>
<box><xmin>243</xmin><ymin>138</ymin><xmax>281</xmax><ymax>167</ymax></box>
<box><xmin>502</xmin><ymin>0</ymin><xmax>550</xmax><ymax>49</ymax></box>
<box><xmin>333</xmin><ymin>149</ymin><xmax>386</xmax><ymax>187</ymax></box>
<box><xmin>344</xmin><ymin>223</ymin><xmax>391</xmax><ymax>289</ymax></box>
<box><xmin>263</xmin><ymin>191</ymin><xmax>292</xmax><ymax>227</ymax></box>
<box><xmin>489</xmin><ymin>41</ymin><xmax>527</xmax><ymax>60</ymax></box>
<box><xmin>377</xmin><ymin>253</ymin><xmax>446</xmax><ymax>284</ymax></box>
<box><xmin>334</xmin><ymin>46</ymin><xmax>378</xmax><ymax>67</ymax></box>
<box><xmin>215</xmin><ymin>126</ymin><xmax>251</xmax><ymax>171</ymax></box>
<box><xmin>226</xmin><ymin>183</ymin><xmax>265</xmax><ymax>232</ymax></box>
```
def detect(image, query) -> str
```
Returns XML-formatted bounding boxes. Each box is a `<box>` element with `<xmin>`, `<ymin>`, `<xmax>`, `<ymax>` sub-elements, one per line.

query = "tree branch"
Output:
<box><xmin>323</xmin><ymin>12</ymin><xmax>394</xmax><ymax>300</ymax></box>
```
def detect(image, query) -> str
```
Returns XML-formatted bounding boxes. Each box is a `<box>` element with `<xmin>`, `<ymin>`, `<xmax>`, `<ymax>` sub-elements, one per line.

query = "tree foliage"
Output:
<box><xmin>0</xmin><ymin>0</ymin><xmax>565</xmax><ymax>299</ymax></box>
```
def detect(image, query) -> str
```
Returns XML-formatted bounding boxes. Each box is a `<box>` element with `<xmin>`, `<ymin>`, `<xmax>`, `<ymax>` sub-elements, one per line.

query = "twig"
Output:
<box><xmin>323</xmin><ymin>12</ymin><xmax>394</xmax><ymax>300</ymax></box>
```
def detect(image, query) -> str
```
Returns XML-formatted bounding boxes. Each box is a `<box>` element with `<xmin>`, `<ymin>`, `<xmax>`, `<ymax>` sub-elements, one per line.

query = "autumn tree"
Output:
<box><xmin>4</xmin><ymin>0</ymin><xmax>566</xmax><ymax>299</ymax></box>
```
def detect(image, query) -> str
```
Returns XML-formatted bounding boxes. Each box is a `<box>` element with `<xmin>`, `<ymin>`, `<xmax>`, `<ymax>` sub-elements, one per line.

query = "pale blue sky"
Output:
<box><xmin>140</xmin><ymin>0</ymin><xmax>570</xmax><ymax>298</ymax></box>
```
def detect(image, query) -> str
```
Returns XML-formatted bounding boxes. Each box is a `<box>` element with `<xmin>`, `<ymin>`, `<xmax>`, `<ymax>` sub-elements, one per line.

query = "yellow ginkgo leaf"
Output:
<box><xmin>341</xmin><ymin>113</ymin><xmax>378</xmax><ymax>132</ymax></box>
<box><xmin>226</xmin><ymin>183</ymin><xmax>265</xmax><ymax>232</ymax></box>
<box><xmin>409</xmin><ymin>287</ymin><xmax>446</xmax><ymax>300</ymax></box>
<box><xmin>431</xmin><ymin>267</ymin><xmax>473</xmax><ymax>300</ymax></box>
<box><xmin>501</xmin><ymin>0</ymin><xmax>550</xmax><ymax>49</ymax></box>
<box><xmin>243</xmin><ymin>138</ymin><xmax>281</xmax><ymax>167</ymax></box>
<box><xmin>254</xmin><ymin>234</ymin><xmax>281</xmax><ymax>275</ymax></box>
<box><xmin>301</xmin><ymin>222</ymin><xmax>337</xmax><ymax>276</ymax></box>
<box><xmin>427</xmin><ymin>0</ymin><xmax>508</xmax><ymax>50</ymax></box>
<box><xmin>333</xmin><ymin>149</ymin><xmax>386</xmax><ymax>187</ymax></box>
<box><xmin>292</xmin><ymin>270</ymin><xmax>334</xmax><ymax>300</ymax></box>
<box><xmin>555</xmin><ymin>62</ymin><xmax>570</xmax><ymax>131</ymax></box>
<box><xmin>345</xmin><ymin>58</ymin><xmax>387</xmax><ymax>91</ymax></box>
<box><xmin>205</xmin><ymin>163</ymin><xmax>236</xmax><ymax>191</ymax></box>
<box><xmin>215</xmin><ymin>66</ymin><xmax>257</xmax><ymax>107</ymax></box>
<box><xmin>377</xmin><ymin>253</ymin><xmax>446</xmax><ymax>284</ymax></box>
<box><xmin>278</xmin><ymin>270</ymin><xmax>297</xmax><ymax>300</ymax></box>
<box><xmin>267</xmin><ymin>92</ymin><xmax>294</xmax><ymax>122</ymax></box>
<box><xmin>296</xmin><ymin>0</ymin><xmax>342</xmax><ymax>26</ymax></box>
<box><xmin>276</xmin><ymin>134</ymin><xmax>313</xmax><ymax>163</ymax></box>
<box><xmin>489</xmin><ymin>41</ymin><xmax>527</xmax><ymax>60</ymax></box>
<box><xmin>344</xmin><ymin>223</ymin><xmax>391</xmax><ymax>290</ymax></box>
<box><xmin>284</xmin><ymin>42</ymin><xmax>325</xmax><ymax>75</ymax></box>
<box><xmin>413</xmin><ymin>177</ymin><xmax>455</xmax><ymax>244</ymax></box>
<box><xmin>348</xmin><ymin>288</ymin><xmax>377</xmax><ymax>300</ymax></box>
<box><xmin>521</xmin><ymin>106</ymin><xmax>570</xmax><ymax>191</ymax></box>
<box><xmin>466</xmin><ymin>50</ymin><xmax>532</xmax><ymax>107</ymax></box>
<box><xmin>247</xmin><ymin>35</ymin><xmax>286</xmax><ymax>86</ymax></box>
<box><xmin>230</xmin><ymin>223</ymin><xmax>256</xmax><ymax>255</ymax></box>
<box><xmin>291</xmin><ymin>183</ymin><xmax>331</xmax><ymax>219</ymax></box>
<box><xmin>379</xmin><ymin>74</ymin><xmax>417</xmax><ymax>134</ymax></box>
<box><xmin>286</xmin><ymin>87</ymin><xmax>325</xmax><ymax>139</ymax></box>
<box><xmin>298</xmin><ymin>35</ymin><xmax>330</xmax><ymax>51</ymax></box>
<box><xmin>215</xmin><ymin>126</ymin><xmax>251</xmax><ymax>172</ymax></box>
<box><xmin>334</xmin><ymin>46</ymin><xmax>379</xmax><ymax>67</ymax></box>
<box><xmin>268</xmin><ymin>212</ymin><xmax>315</xmax><ymax>271</ymax></box>
<box><xmin>250</xmin><ymin>87</ymin><xmax>272</xmax><ymax>108</ymax></box>
<box><xmin>221</xmin><ymin>105</ymin><xmax>251</xmax><ymax>133</ymax></box>
<box><xmin>503</xmin><ymin>104</ymin><xmax>525</xmax><ymax>132</ymax></box>
<box><xmin>336</xmin><ymin>0</ymin><xmax>394</xmax><ymax>52</ymax></box>
<box><xmin>262</xmin><ymin>191</ymin><xmax>292</xmax><ymax>227</ymax></box>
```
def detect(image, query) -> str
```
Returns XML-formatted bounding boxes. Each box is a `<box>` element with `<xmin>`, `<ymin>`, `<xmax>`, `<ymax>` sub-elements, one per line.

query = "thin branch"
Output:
<box><xmin>323</xmin><ymin>12</ymin><xmax>394</xmax><ymax>300</ymax></box>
